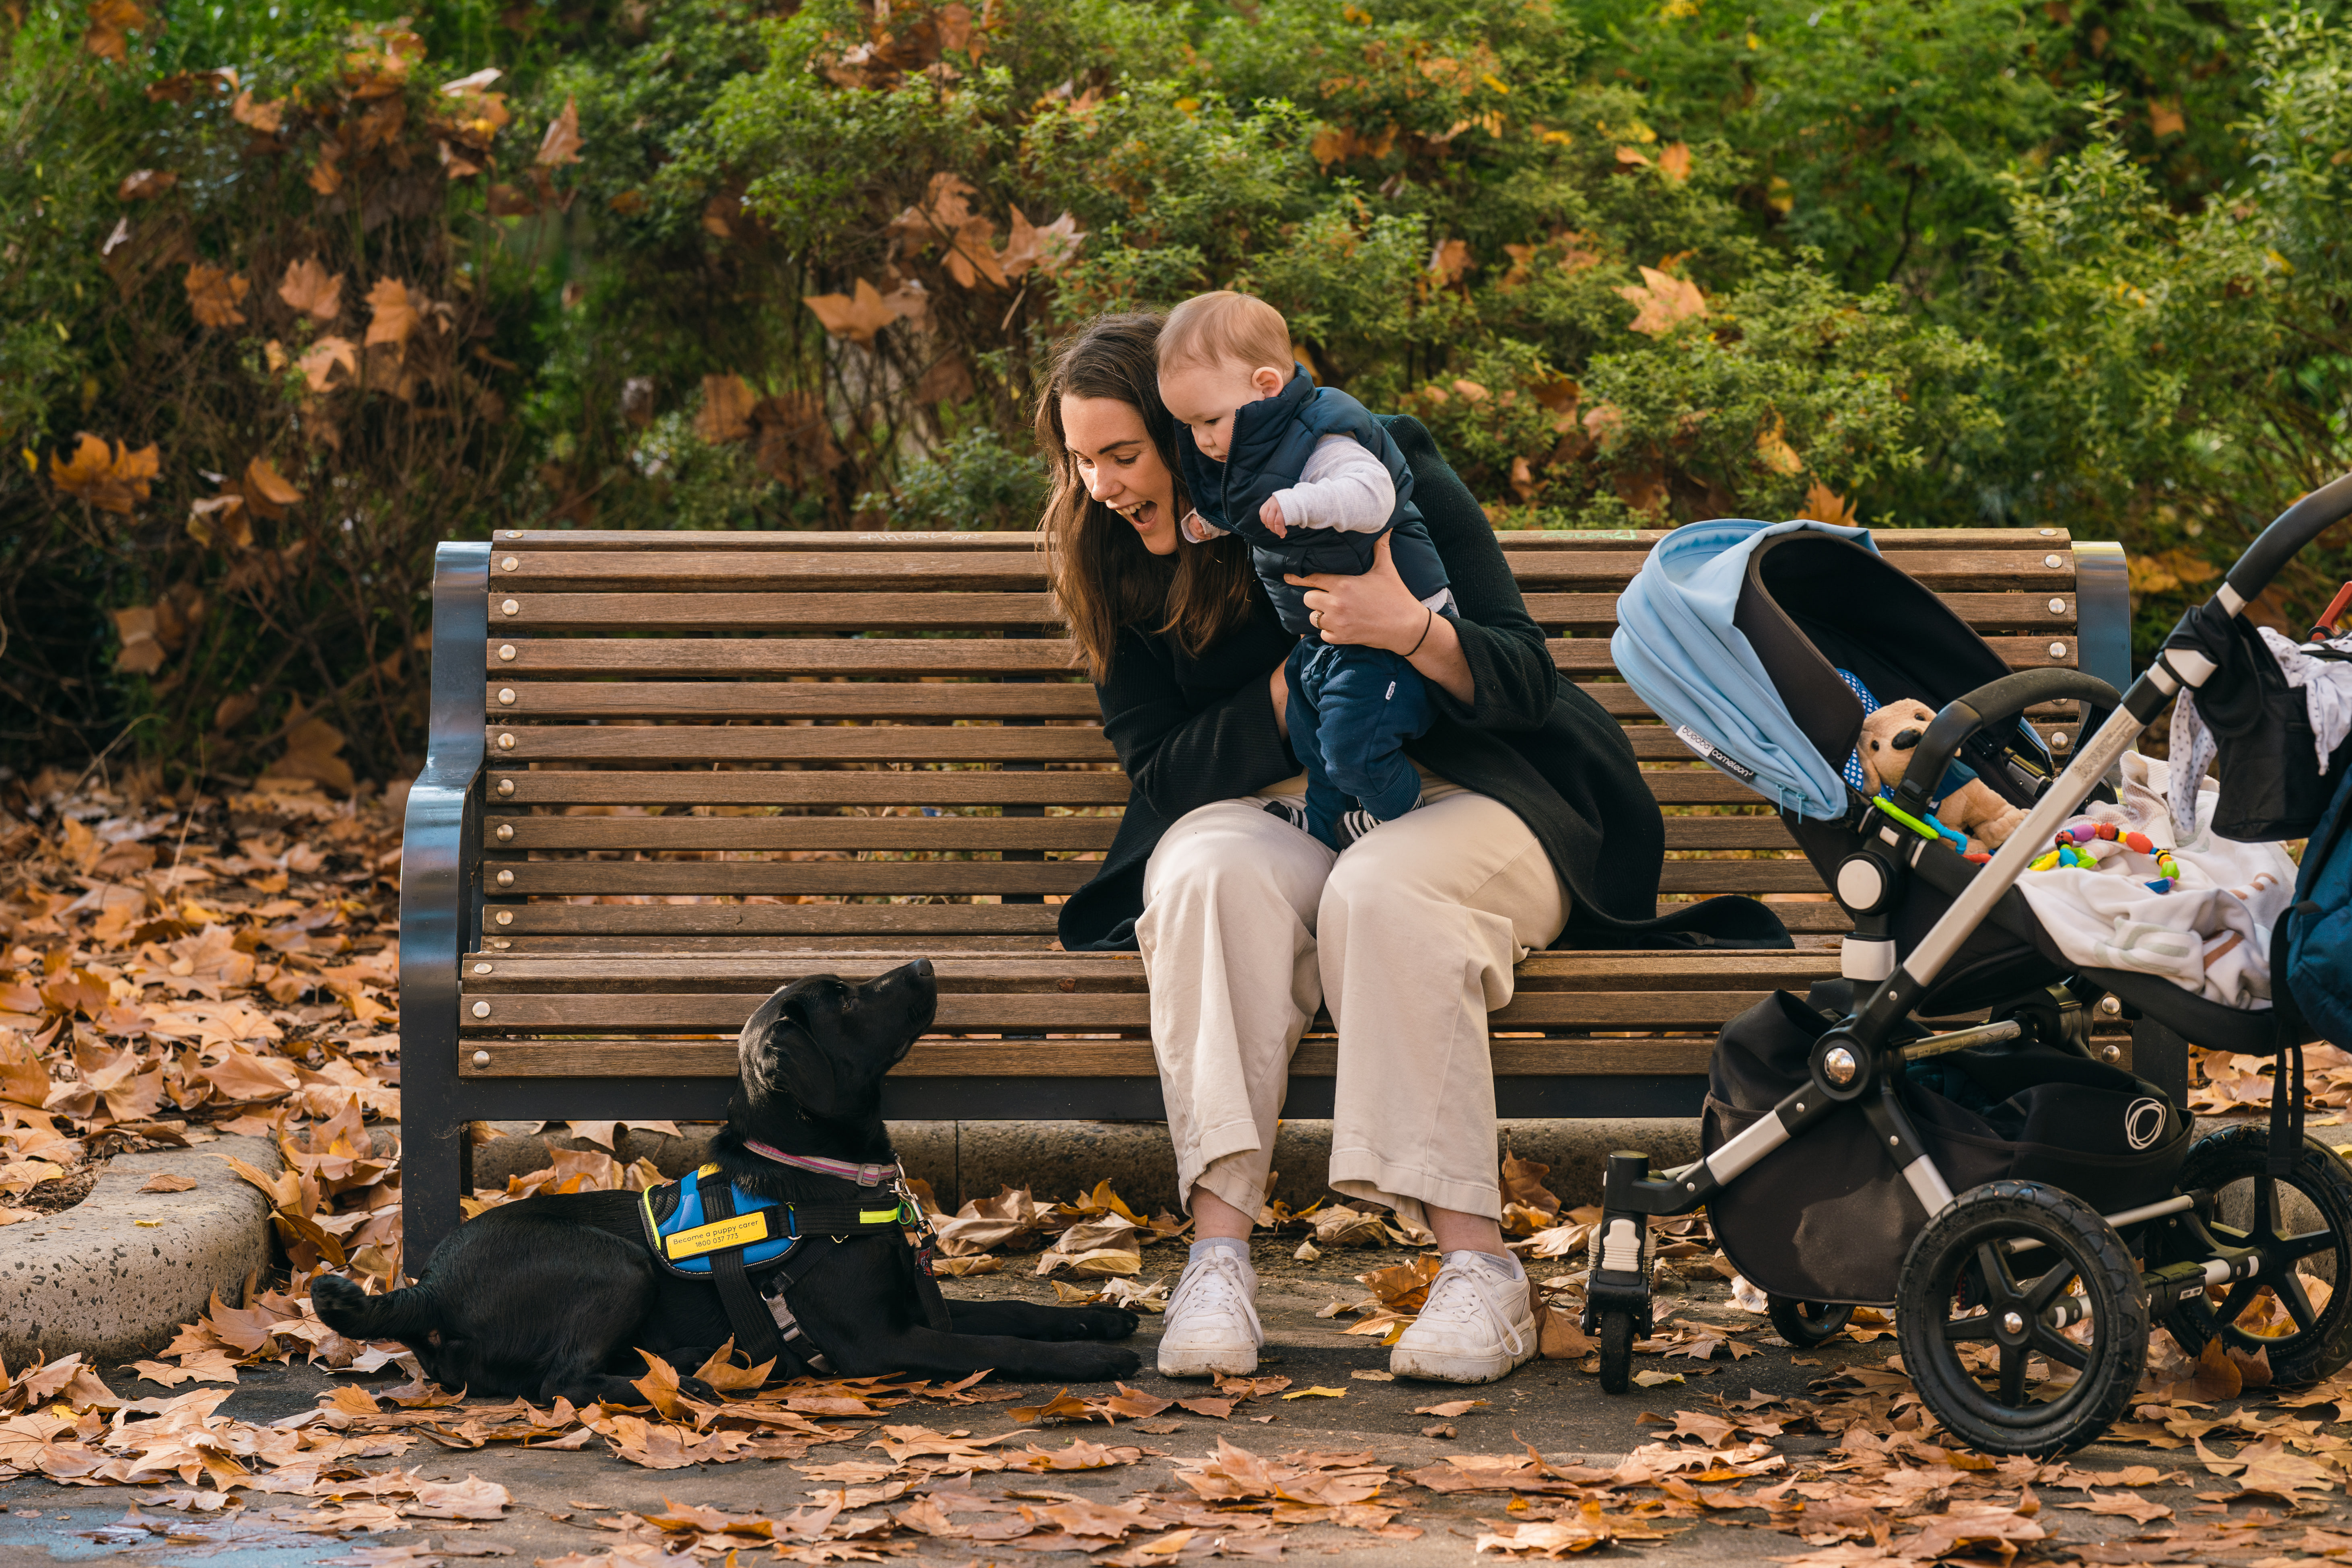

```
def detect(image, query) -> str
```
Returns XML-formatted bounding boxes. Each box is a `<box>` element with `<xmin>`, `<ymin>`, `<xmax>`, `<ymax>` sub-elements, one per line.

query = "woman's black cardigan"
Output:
<box><xmin>1055</xmin><ymin>416</ymin><xmax>1790</xmax><ymax>954</ymax></box>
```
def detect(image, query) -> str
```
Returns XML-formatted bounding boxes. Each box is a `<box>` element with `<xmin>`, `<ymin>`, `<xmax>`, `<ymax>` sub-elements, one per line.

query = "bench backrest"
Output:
<box><xmin>466</xmin><ymin>526</ymin><xmax>2114</xmax><ymax>948</ymax></box>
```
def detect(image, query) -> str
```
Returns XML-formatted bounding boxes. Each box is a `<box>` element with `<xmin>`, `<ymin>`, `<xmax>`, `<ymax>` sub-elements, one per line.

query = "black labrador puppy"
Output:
<box><xmin>314</xmin><ymin>960</ymin><xmax>1140</xmax><ymax>1403</ymax></box>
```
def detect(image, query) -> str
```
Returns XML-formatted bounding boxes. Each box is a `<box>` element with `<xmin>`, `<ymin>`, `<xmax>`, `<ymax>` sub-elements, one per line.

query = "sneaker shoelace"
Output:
<box><xmin>1169</xmin><ymin>1251</ymin><xmax>1262</xmax><ymax>1342</ymax></box>
<box><xmin>1413</xmin><ymin>1263</ymin><xmax>1529</xmax><ymax>1354</ymax></box>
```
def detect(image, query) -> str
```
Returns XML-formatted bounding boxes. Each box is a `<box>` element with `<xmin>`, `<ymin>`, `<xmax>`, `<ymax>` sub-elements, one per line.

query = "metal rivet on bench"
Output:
<box><xmin>2048</xmin><ymin>598</ymin><xmax>2065</xmax><ymax>613</ymax></box>
<box><xmin>496</xmin><ymin>822</ymin><xmax>514</xmax><ymax>841</ymax></box>
<box><xmin>498</xmin><ymin>688</ymin><xmax>517</xmax><ymax>705</ymax></box>
<box><xmin>496</xmin><ymin>910</ymin><xmax>514</xmax><ymax>925</ymax></box>
<box><xmin>472</xmin><ymin>1001</ymin><xmax>491</xmax><ymax>1018</ymax></box>
<box><xmin>474</xmin><ymin>962</ymin><xmax>492</xmax><ymax>974</ymax></box>
<box><xmin>496</xmin><ymin>869</ymin><xmax>514</xmax><ymax>887</ymax></box>
<box><xmin>501</xmin><ymin>556</ymin><xmax>519</xmax><ymax>571</ymax></box>
<box><xmin>2039</xmin><ymin>527</ymin><xmax>2057</xmax><ymax>536</ymax></box>
<box><xmin>2049</xmin><ymin>641</ymin><xmax>2067</xmax><ymax>658</ymax></box>
<box><xmin>473</xmin><ymin>1050</ymin><xmax>491</xmax><ymax>1067</ymax></box>
<box><xmin>496</xmin><ymin>777</ymin><xmax>515</xmax><ymax>796</ymax></box>
<box><xmin>498</xmin><ymin>643</ymin><xmax>517</xmax><ymax>661</ymax></box>
<box><xmin>2051</xmin><ymin>731</ymin><xmax>2070</xmax><ymax>750</ymax></box>
<box><xmin>498</xmin><ymin>733</ymin><xmax>515</xmax><ymax>750</ymax></box>
<box><xmin>2045</xmin><ymin>554</ymin><xmax>2062</xmax><ymax>568</ymax></box>
<box><xmin>501</xmin><ymin>598</ymin><xmax>520</xmax><ymax>616</ymax></box>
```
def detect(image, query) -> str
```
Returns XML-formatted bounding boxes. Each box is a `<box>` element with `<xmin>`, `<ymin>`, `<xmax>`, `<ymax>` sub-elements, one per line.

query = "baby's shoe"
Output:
<box><xmin>1390</xmin><ymin>1251</ymin><xmax>1537</xmax><ymax>1383</ymax></box>
<box><xmin>1259</xmin><ymin>799</ymin><xmax>1310</xmax><ymax>834</ymax></box>
<box><xmin>1157</xmin><ymin>1241</ymin><xmax>1263</xmax><ymax>1378</ymax></box>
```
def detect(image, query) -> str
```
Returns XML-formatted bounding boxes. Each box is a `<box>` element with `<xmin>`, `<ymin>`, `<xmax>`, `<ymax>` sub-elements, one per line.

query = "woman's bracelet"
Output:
<box><xmin>1404</xmin><ymin>607</ymin><xmax>1435</xmax><ymax>659</ymax></box>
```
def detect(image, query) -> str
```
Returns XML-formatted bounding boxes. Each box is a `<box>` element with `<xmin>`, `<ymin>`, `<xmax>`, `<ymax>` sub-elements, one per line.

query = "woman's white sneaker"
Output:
<box><xmin>1389</xmin><ymin>1251</ymin><xmax>1537</xmax><ymax>1383</ymax></box>
<box><xmin>1157</xmin><ymin>1246</ymin><xmax>1264</xmax><ymax>1378</ymax></box>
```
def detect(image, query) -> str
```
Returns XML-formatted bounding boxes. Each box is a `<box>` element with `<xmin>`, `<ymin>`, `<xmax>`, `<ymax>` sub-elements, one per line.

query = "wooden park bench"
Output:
<box><xmin>398</xmin><ymin>522</ymin><xmax>2137</xmax><ymax>1258</ymax></box>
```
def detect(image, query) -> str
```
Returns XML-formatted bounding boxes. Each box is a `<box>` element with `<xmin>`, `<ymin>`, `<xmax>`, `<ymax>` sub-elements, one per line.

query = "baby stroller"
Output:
<box><xmin>1600</xmin><ymin>480</ymin><xmax>2352</xmax><ymax>1455</ymax></box>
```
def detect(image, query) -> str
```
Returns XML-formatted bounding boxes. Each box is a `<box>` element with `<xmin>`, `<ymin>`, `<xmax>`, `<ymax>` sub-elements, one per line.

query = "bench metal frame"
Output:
<box><xmin>399</xmin><ymin>536</ymin><xmax>2136</xmax><ymax>1260</ymax></box>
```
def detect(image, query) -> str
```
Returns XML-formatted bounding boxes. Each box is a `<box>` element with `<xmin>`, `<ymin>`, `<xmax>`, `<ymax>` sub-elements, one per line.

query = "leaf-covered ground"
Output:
<box><xmin>5</xmin><ymin>770</ymin><xmax>2352</xmax><ymax>1563</ymax></box>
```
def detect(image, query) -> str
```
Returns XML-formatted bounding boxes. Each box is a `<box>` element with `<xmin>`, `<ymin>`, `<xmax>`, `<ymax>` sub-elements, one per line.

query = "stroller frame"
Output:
<box><xmin>1591</xmin><ymin>474</ymin><xmax>2352</xmax><ymax>1455</ymax></box>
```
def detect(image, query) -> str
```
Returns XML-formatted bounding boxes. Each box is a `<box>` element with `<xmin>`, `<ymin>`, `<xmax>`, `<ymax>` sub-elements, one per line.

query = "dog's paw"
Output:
<box><xmin>677</xmin><ymin>1375</ymin><xmax>723</xmax><ymax>1405</ymax></box>
<box><xmin>1075</xmin><ymin>1306</ymin><xmax>1141</xmax><ymax>1342</ymax></box>
<box><xmin>1056</xmin><ymin>1343</ymin><xmax>1144</xmax><ymax>1382</ymax></box>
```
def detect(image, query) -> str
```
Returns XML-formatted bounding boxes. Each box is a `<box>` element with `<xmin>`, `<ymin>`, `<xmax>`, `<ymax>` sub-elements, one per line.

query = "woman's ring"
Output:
<box><xmin>1310</xmin><ymin>610</ymin><xmax>1323</xmax><ymax>629</ymax></box>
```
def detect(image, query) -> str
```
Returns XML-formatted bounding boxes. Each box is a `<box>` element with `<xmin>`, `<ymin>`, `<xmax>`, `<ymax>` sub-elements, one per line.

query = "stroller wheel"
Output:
<box><xmin>1897</xmin><ymin>1180</ymin><xmax>2146</xmax><ymax>1457</ymax></box>
<box><xmin>1596</xmin><ymin>1309</ymin><xmax>1635</xmax><ymax>1395</ymax></box>
<box><xmin>1767</xmin><ymin>1296</ymin><xmax>1856</xmax><ymax>1348</ymax></box>
<box><xmin>2156</xmin><ymin>1126</ymin><xmax>2352</xmax><ymax>1386</ymax></box>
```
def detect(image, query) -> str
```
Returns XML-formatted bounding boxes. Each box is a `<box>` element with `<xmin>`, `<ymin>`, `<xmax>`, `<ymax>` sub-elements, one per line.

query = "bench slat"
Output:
<box><xmin>459</xmin><ymin>989</ymin><xmax>1788</xmax><ymax>1032</ymax></box>
<box><xmin>490</xmin><ymin>547</ymin><xmax>2073</xmax><ymax>594</ymax></box>
<box><xmin>489</xmin><ymin>638</ymin><xmax>1083</xmax><ymax>677</ymax></box>
<box><xmin>486</xmin><ymin>726</ymin><xmax>1116</xmax><ymax>763</ymax></box>
<box><xmin>486</xmin><ymin>590</ymin><xmax>2078</xmax><ymax>635</ymax></box>
<box><xmin>480</xmin><ymin>858</ymin><xmax>1825</xmax><ymax>897</ymax></box>
<box><xmin>478</xmin><ymin>898</ymin><xmax>1852</xmax><ymax>940</ymax></box>
<box><xmin>486</xmin><ymin>525</ymin><xmax>2074</xmax><ymax>552</ymax></box>
<box><xmin>459</xmin><ymin>1037</ymin><xmax>1722</xmax><ymax>1078</ymax></box>
<box><xmin>458</xmin><ymin>950</ymin><xmax>1839</xmax><ymax>989</ymax></box>
<box><xmin>484</xmin><ymin>766</ymin><xmax>1820</xmax><ymax>808</ymax></box>
<box><xmin>486</xmin><ymin>813</ymin><xmax>1795</xmax><ymax>853</ymax></box>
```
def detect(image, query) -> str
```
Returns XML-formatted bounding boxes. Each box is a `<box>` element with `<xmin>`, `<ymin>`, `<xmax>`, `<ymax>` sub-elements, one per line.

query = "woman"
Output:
<box><xmin>1040</xmin><ymin>315</ymin><xmax>1785</xmax><ymax>1385</ymax></box>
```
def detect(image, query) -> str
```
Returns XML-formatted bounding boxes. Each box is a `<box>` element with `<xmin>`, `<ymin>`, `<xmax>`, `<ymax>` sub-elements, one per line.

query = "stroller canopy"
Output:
<box><xmin>1613</xmin><ymin>519</ymin><xmax>1879</xmax><ymax>819</ymax></box>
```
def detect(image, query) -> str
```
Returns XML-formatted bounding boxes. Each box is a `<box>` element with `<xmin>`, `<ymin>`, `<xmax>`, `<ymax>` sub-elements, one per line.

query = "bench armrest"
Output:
<box><xmin>399</xmin><ymin>542</ymin><xmax>490</xmax><ymax>1262</ymax></box>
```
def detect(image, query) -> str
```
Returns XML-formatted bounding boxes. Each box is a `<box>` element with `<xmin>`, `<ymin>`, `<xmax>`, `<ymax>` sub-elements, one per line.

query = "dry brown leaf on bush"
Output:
<box><xmin>297</xmin><ymin>335</ymin><xmax>359</xmax><ymax>392</ymax></box>
<box><xmin>1617</xmin><ymin>266</ymin><xmax>1706</xmax><ymax>334</ymax></box>
<box><xmin>1658</xmin><ymin>142</ymin><xmax>1693</xmax><ymax>183</ymax></box>
<box><xmin>260</xmin><ymin>705</ymin><xmax>357</xmax><ymax>796</ymax></box>
<box><xmin>243</xmin><ymin>458</ymin><xmax>304</xmax><ymax>518</ymax></box>
<box><xmin>231</xmin><ymin>91</ymin><xmax>285</xmax><ymax>134</ymax></box>
<box><xmin>278</xmin><ymin>258</ymin><xmax>343</xmax><ymax>320</ymax></box>
<box><xmin>1803</xmin><ymin>481</ymin><xmax>1858</xmax><ymax>529</ymax></box>
<box><xmin>363</xmin><ymin>278</ymin><xmax>421</xmax><ymax>347</ymax></box>
<box><xmin>537</xmin><ymin>97</ymin><xmax>584</xmax><ymax>165</ymax></box>
<box><xmin>803</xmin><ymin>279</ymin><xmax>911</xmax><ymax>347</ymax></box>
<box><xmin>51</xmin><ymin>433</ymin><xmax>159</xmax><ymax>513</ymax></box>
<box><xmin>117</xmin><ymin>168</ymin><xmax>176</xmax><ymax>200</ymax></box>
<box><xmin>84</xmin><ymin>0</ymin><xmax>147</xmax><ymax>60</ymax></box>
<box><xmin>694</xmin><ymin>374</ymin><xmax>757</xmax><ymax>443</ymax></box>
<box><xmin>184</xmin><ymin>264</ymin><xmax>250</xmax><ymax>327</ymax></box>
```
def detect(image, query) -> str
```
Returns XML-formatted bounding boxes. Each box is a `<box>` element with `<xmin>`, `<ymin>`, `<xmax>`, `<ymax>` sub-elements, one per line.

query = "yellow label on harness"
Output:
<box><xmin>859</xmin><ymin>1207</ymin><xmax>904</xmax><ymax>1225</ymax></box>
<box><xmin>664</xmin><ymin>1212</ymin><xmax>768</xmax><ymax>1259</ymax></box>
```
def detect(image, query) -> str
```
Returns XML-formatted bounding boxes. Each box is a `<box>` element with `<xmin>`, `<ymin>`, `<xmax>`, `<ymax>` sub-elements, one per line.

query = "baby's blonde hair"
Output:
<box><xmin>1157</xmin><ymin>291</ymin><xmax>1292</xmax><ymax>378</ymax></box>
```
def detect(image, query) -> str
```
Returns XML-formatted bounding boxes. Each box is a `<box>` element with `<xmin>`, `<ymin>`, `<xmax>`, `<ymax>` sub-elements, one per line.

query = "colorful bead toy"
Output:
<box><xmin>2033</xmin><ymin>822</ymin><xmax>2180</xmax><ymax>890</ymax></box>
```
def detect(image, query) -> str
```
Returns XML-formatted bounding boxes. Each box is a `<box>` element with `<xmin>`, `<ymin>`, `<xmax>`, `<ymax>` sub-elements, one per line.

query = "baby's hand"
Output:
<box><xmin>1259</xmin><ymin>495</ymin><xmax>1287</xmax><ymax>536</ymax></box>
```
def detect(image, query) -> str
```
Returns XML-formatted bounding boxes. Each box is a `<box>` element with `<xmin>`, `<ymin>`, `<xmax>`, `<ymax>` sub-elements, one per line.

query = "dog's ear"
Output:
<box><xmin>763</xmin><ymin>997</ymin><xmax>888</xmax><ymax>1123</ymax></box>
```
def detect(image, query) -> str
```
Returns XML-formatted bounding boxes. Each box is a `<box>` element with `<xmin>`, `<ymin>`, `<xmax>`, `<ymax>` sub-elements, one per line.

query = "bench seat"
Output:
<box><xmin>398</xmin><ymin>523</ymin><xmax>2133</xmax><ymax>1254</ymax></box>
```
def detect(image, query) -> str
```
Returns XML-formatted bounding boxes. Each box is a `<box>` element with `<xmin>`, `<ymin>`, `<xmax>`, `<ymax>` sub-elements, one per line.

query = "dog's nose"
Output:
<box><xmin>1891</xmin><ymin>727</ymin><xmax>1922</xmax><ymax>751</ymax></box>
<box><xmin>907</xmin><ymin>958</ymin><xmax>935</xmax><ymax>982</ymax></box>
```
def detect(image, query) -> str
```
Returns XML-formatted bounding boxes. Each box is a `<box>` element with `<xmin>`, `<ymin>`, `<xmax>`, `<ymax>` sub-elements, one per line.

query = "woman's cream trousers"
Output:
<box><xmin>1135</xmin><ymin>773</ymin><xmax>1569</xmax><ymax>1230</ymax></box>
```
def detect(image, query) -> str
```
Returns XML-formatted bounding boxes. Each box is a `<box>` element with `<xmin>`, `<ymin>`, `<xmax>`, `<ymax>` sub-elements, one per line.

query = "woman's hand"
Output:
<box><xmin>1285</xmin><ymin>532</ymin><xmax>1425</xmax><ymax>653</ymax></box>
<box><xmin>1285</xmin><ymin>533</ymin><xmax>1476</xmax><ymax>705</ymax></box>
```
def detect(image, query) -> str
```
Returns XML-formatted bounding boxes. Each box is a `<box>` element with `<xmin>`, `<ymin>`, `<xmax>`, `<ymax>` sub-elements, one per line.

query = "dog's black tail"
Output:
<box><xmin>311</xmin><ymin>1273</ymin><xmax>441</xmax><ymax>1342</ymax></box>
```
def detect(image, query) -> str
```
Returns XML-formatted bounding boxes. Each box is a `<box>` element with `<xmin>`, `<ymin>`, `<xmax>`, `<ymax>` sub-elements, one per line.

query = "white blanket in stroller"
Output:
<box><xmin>2014</xmin><ymin>752</ymin><xmax>2294</xmax><ymax>1009</ymax></box>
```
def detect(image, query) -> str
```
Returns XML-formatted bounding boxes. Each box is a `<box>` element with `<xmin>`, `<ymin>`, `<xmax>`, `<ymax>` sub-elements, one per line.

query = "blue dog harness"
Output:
<box><xmin>637</xmin><ymin>1162</ymin><xmax>941</xmax><ymax>1372</ymax></box>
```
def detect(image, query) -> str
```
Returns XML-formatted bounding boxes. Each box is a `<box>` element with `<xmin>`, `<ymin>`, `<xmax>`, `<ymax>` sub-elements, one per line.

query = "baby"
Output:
<box><xmin>1157</xmin><ymin>291</ymin><xmax>1456</xmax><ymax>849</ymax></box>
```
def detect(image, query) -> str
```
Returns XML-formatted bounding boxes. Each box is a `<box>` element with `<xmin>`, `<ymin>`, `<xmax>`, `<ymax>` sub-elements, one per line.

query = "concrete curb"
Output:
<box><xmin>0</xmin><ymin>1135</ymin><xmax>283</xmax><ymax>1366</ymax></box>
<box><xmin>469</xmin><ymin>1117</ymin><xmax>1703</xmax><ymax>1214</ymax></box>
<box><xmin>467</xmin><ymin>1113</ymin><xmax>2352</xmax><ymax>1219</ymax></box>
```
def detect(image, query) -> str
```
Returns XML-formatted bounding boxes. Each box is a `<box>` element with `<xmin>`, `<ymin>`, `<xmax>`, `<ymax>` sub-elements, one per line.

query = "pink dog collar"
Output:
<box><xmin>740</xmin><ymin>1139</ymin><xmax>899</xmax><ymax>1188</ymax></box>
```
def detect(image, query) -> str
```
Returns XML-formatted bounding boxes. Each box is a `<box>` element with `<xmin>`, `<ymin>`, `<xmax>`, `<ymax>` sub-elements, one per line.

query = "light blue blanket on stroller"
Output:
<box><xmin>1610</xmin><ymin>517</ymin><xmax>1878</xmax><ymax>821</ymax></box>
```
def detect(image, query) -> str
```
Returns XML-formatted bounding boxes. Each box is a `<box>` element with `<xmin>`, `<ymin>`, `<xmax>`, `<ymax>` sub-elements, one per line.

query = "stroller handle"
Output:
<box><xmin>2224</xmin><ymin>470</ymin><xmax>2352</xmax><ymax>608</ymax></box>
<box><xmin>1896</xmin><ymin>668</ymin><xmax>2121</xmax><ymax>818</ymax></box>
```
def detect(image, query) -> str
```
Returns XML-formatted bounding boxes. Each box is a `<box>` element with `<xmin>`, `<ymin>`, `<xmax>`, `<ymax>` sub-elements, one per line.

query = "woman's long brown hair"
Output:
<box><xmin>1037</xmin><ymin>314</ymin><xmax>1257</xmax><ymax>680</ymax></box>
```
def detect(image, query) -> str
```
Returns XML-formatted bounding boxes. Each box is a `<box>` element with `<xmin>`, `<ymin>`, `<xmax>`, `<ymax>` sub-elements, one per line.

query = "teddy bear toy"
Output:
<box><xmin>1854</xmin><ymin>701</ymin><xmax>2029</xmax><ymax>853</ymax></box>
